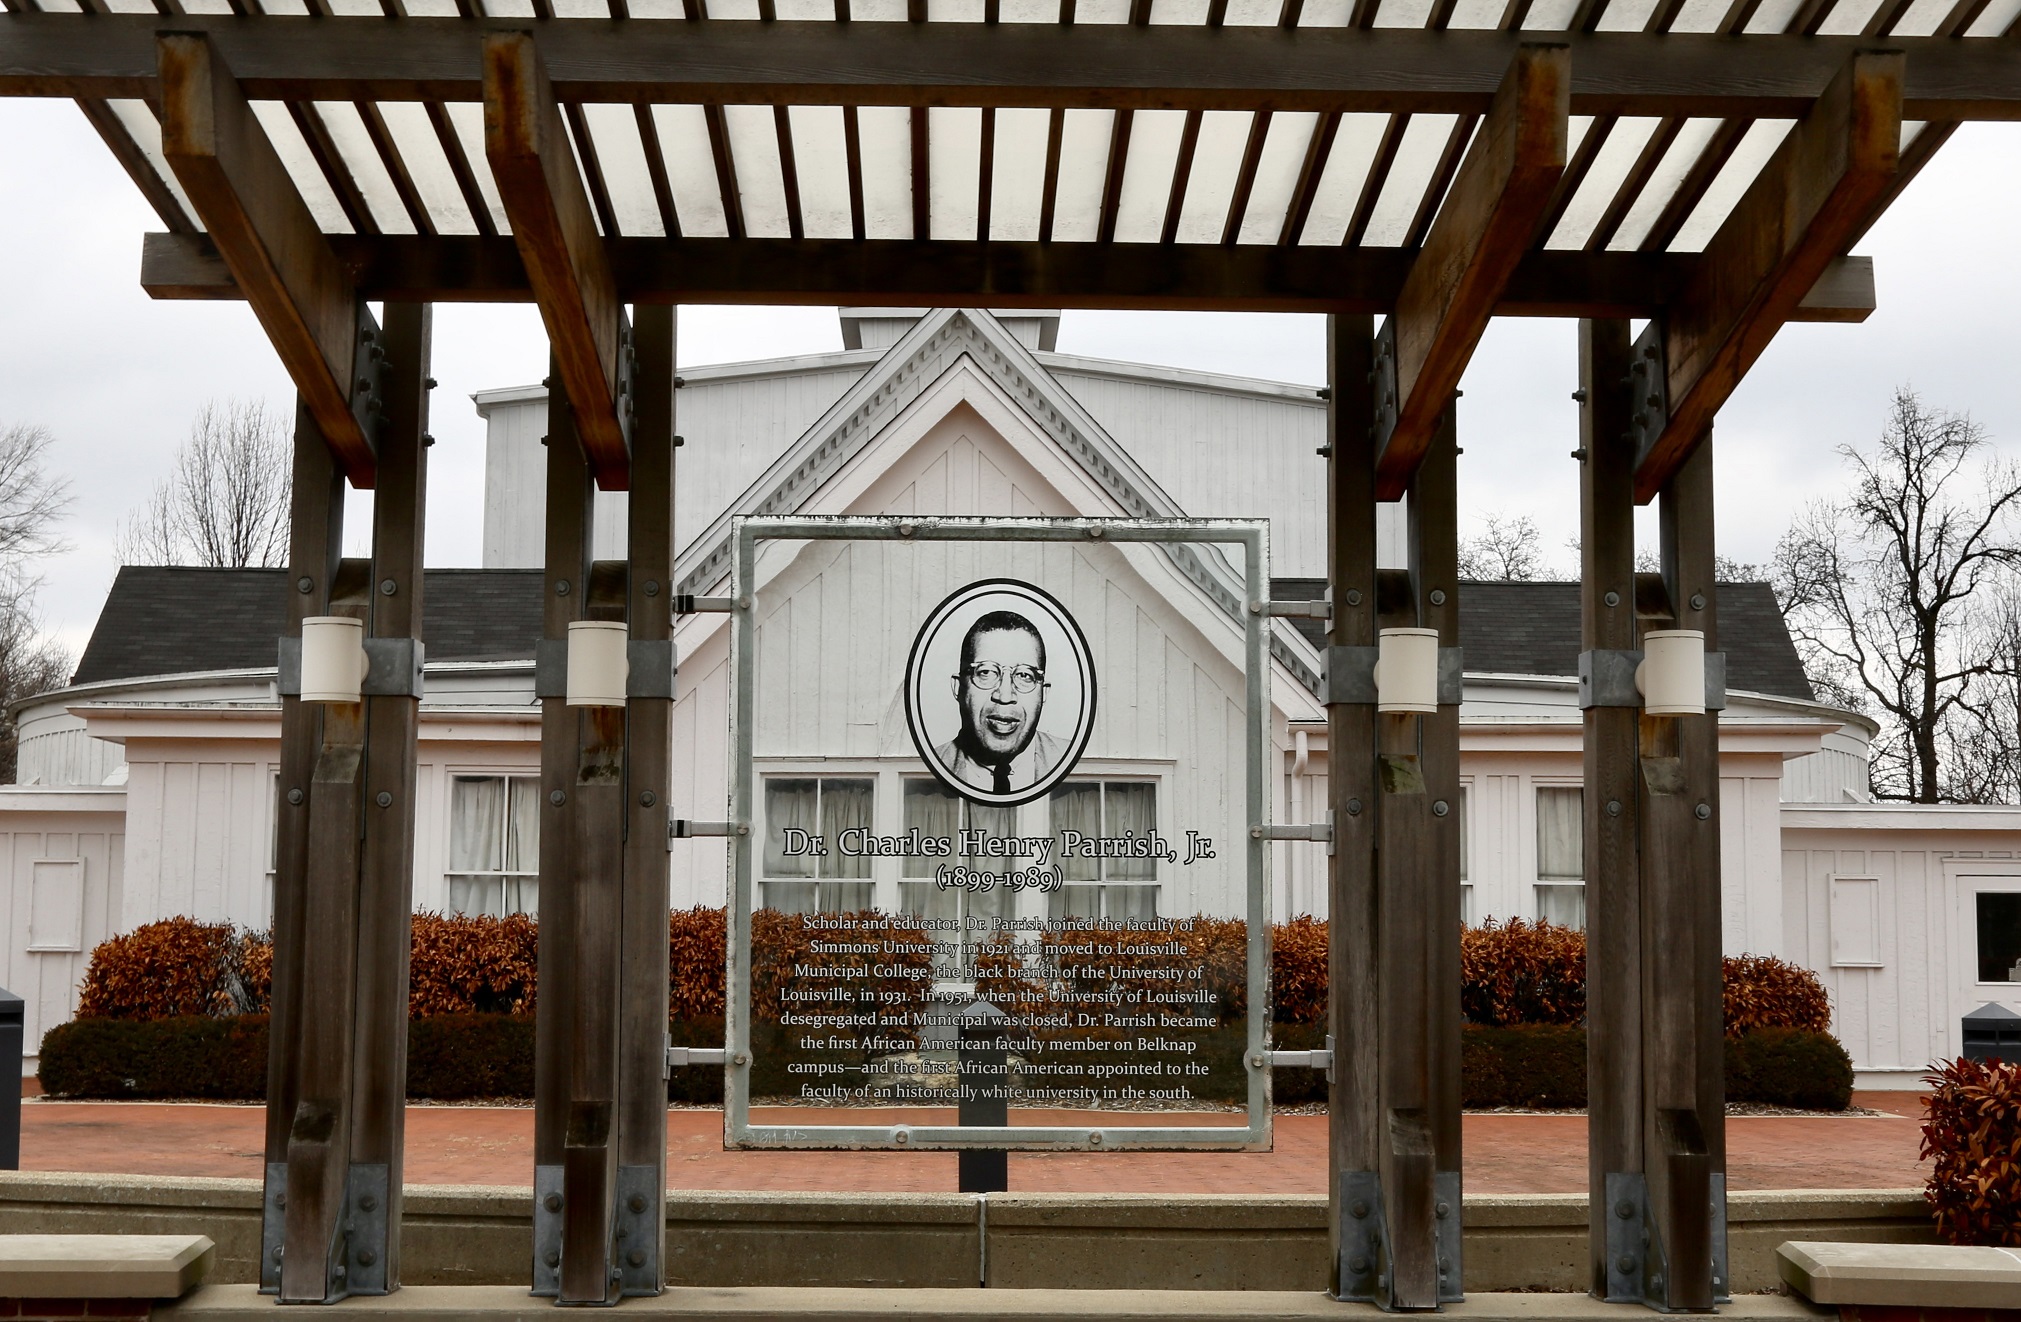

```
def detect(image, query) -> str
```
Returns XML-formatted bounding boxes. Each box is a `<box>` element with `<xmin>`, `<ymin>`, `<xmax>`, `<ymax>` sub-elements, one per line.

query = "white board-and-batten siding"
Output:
<box><xmin>1781</xmin><ymin>809</ymin><xmax>2021</xmax><ymax>1084</ymax></box>
<box><xmin>0</xmin><ymin>795</ymin><xmax>124</xmax><ymax>1071</ymax></box>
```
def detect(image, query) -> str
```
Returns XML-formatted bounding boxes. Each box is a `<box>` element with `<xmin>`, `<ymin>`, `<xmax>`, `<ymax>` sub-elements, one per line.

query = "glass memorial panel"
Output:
<box><xmin>724</xmin><ymin>516</ymin><xmax>1270</xmax><ymax>1151</ymax></box>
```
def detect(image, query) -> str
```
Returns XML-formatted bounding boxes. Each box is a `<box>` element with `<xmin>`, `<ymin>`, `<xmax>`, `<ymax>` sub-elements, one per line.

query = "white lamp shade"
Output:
<box><xmin>299</xmin><ymin>616</ymin><xmax>368</xmax><ymax>704</ymax></box>
<box><xmin>1637</xmin><ymin>629</ymin><xmax>1706</xmax><ymax>716</ymax></box>
<box><xmin>567</xmin><ymin>621</ymin><xmax>630</xmax><ymax>707</ymax></box>
<box><xmin>1375</xmin><ymin>627</ymin><xmax>1441</xmax><ymax>715</ymax></box>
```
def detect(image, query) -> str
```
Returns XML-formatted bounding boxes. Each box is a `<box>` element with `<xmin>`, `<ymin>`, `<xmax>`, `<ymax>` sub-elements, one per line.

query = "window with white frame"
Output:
<box><xmin>901</xmin><ymin>779</ymin><xmax>1016</xmax><ymax>971</ymax></box>
<box><xmin>447</xmin><ymin>774</ymin><xmax>542</xmax><ymax>917</ymax></box>
<box><xmin>762</xmin><ymin>777</ymin><xmax>874</xmax><ymax>914</ymax></box>
<box><xmin>1534</xmin><ymin>786</ymin><xmax>1585</xmax><ymax>929</ymax></box>
<box><xmin>1048</xmin><ymin>780</ymin><xmax>1158</xmax><ymax>921</ymax></box>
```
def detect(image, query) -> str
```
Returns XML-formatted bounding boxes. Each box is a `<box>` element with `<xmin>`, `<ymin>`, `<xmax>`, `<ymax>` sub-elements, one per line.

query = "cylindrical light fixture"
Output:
<box><xmin>1375</xmin><ymin>627</ymin><xmax>1440</xmax><ymax>715</ymax></box>
<box><xmin>299</xmin><ymin>616</ymin><xmax>368</xmax><ymax>704</ymax></box>
<box><xmin>1637</xmin><ymin>628</ymin><xmax>1706</xmax><ymax>716</ymax></box>
<box><xmin>567</xmin><ymin>620</ymin><xmax>630</xmax><ymax>707</ymax></box>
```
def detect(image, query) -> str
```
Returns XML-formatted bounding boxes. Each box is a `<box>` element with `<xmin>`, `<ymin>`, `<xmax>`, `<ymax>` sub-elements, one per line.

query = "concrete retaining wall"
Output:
<box><xmin>0</xmin><ymin>1173</ymin><xmax>1932</xmax><ymax>1294</ymax></box>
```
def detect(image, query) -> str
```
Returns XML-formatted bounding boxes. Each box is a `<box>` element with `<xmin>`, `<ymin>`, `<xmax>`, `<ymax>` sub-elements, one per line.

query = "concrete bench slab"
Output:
<box><xmin>157</xmin><ymin>1284</ymin><xmax>1836</xmax><ymax>1322</ymax></box>
<box><xmin>1779</xmin><ymin>1240</ymin><xmax>2021</xmax><ymax>1309</ymax></box>
<box><xmin>0</xmin><ymin>1234</ymin><xmax>214</xmax><ymax>1298</ymax></box>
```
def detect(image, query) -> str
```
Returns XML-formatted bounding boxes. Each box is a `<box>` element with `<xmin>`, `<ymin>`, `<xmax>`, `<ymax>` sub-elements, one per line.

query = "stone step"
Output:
<box><xmin>157</xmin><ymin>1284</ymin><xmax>1836</xmax><ymax>1322</ymax></box>
<box><xmin>1779</xmin><ymin>1240</ymin><xmax>2021</xmax><ymax>1311</ymax></box>
<box><xmin>0</xmin><ymin>1233</ymin><xmax>214</xmax><ymax>1298</ymax></box>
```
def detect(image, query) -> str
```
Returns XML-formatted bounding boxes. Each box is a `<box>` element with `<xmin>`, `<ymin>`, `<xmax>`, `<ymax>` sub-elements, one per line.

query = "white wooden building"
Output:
<box><xmin>5</xmin><ymin>307</ymin><xmax>2008</xmax><ymax>1089</ymax></box>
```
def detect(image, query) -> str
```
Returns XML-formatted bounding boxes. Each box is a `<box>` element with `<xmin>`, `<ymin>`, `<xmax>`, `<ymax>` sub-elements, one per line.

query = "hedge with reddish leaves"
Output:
<box><xmin>1460</xmin><ymin>919</ymin><xmax>1587</xmax><ymax>1027</ymax></box>
<box><xmin>1922</xmin><ymin>1056</ymin><xmax>2021</xmax><ymax>1246</ymax></box>
<box><xmin>76</xmin><ymin>918</ymin><xmax>262</xmax><ymax>1020</ymax></box>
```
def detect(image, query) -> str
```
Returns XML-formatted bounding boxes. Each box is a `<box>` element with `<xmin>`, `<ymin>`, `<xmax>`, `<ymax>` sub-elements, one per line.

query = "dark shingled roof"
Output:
<box><xmin>1270</xmin><ymin>578</ymin><xmax>1813</xmax><ymax>702</ymax></box>
<box><xmin>71</xmin><ymin>567</ymin><xmax>546</xmax><ymax>687</ymax></box>
<box><xmin>71</xmin><ymin>567</ymin><xmax>1814</xmax><ymax>703</ymax></box>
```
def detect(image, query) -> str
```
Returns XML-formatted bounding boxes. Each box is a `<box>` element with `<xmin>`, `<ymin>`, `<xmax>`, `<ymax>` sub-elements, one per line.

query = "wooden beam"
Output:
<box><xmin>483</xmin><ymin>31</ymin><xmax>631</xmax><ymax>489</ymax></box>
<box><xmin>137</xmin><ymin>231</ymin><xmax>1880</xmax><ymax>320</ymax></box>
<box><xmin>155</xmin><ymin>33</ymin><xmax>377</xmax><ymax>485</ymax></box>
<box><xmin>7</xmin><ymin>18</ymin><xmax>2016</xmax><ymax>121</ymax></box>
<box><xmin>1634</xmin><ymin>49</ymin><xmax>1901</xmax><ymax>501</ymax></box>
<box><xmin>1375</xmin><ymin>44</ymin><xmax>1567</xmax><ymax>499</ymax></box>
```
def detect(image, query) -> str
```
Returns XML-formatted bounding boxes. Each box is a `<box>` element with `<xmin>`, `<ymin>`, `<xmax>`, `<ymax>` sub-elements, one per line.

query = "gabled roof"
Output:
<box><xmin>1274</xmin><ymin>577</ymin><xmax>1814</xmax><ymax>701</ymax></box>
<box><xmin>71</xmin><ymin>568</ymin><xmax>544</xmax><ymax>688</ymax></box>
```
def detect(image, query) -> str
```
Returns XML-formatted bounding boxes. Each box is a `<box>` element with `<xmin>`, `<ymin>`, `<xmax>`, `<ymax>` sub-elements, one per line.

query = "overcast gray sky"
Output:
<box><xmin>3</xmin><ymin>96</ymin><xmax>2018</xmax><ymax>660</ymax></box>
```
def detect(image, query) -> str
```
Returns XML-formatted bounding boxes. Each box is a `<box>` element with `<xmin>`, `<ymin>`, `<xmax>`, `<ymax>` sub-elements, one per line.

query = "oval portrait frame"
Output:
<box><xmin>903</xmin><ymin>577</ymin><xmax>1097</xmax><ymax>808</ymax></box>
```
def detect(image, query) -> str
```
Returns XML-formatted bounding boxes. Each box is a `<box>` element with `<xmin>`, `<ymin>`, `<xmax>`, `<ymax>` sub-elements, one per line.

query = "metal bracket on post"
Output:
<box><xmin>612</xmin><ymin>1164</ymin><xmax>659</xmax><ymax>1297</ymax></box>
<box><xmin>1704</xmin><ymin>652</ymin><xmax>1728</xmax><ymax>712</ymax></box>
<box><xmin>361</xmin><ymin>638</ymin><xmax>424</xmax><ymax>698</ymax></box>
<box><xmin>1337</xmin><ymin>1169</ymin><xmax>1392</xmax><ymax>1304</ymax></box>
<box><xmin>1437</xmin><ymin>647</ymin><xmax>1464</xmax><ymax>707</ymax></box>
<box><xmin>341</xmin><ymin>1163</ymin><xmax>390</xmax><ymax>1296</ymax></box>
<box><xmin>276</xmin><ymin>638</ymin><xmax>302</xmax><ymax>697</ymax></box>
<box><xmin>1326</xmin><ymin>646</ymin><xmax>1380</xmax><ymax>706</ymax></box>
<box><xmin>1264</xmin><ymin>1048</ymin><xmax>1334</xmax><ymax>1079</ymax></box>
<box><xmin>1604</xmin><ymin>1172</ymin><xmax>1661</xmax><ymax>1306</ymax></box>
<box><xmin>350</xmin><ymin>302</ymin><xmax>388</xmax><ymax>455</ymax></box>
<box><xmin>626</xmin><ymin>639</ymin><xmax>677</xmax><ymax>700</ymax></box>
<box><xmin>614</xmin><ymin>316</ymin><xmax>638</xmax><ymax>458</ymax></box>
<box><xmin>1434</xmin><ymin>1170</ymin><xmax>1462</xmax><ymax>1303</ymax></box>
<box><xmin>1711</xmin><ymin>1171</ymin><xmax>1730</xmax><ymax>1303</ymax></box>
<box><xmin>672</xmin><ymin>595</ymin><xmax>737</xmax><ymax>615</ymax></box>
<box><xmin>259</xmin><ymin>1162</ymin><xmax>286</xmax><ymax>1294</ymax></box>
<box><xmin>669</xmin><ymin>819</ymin><xmax>747</xmax><ymax>842</ymax></box>
<box><xmin>1626</xmin><ymin>321</ymin><xmax>1667</xmax><ymax>470</ymax></box>
<box><xmin>666</xmin><ymin>1044</ymin><xmax>728</xmax><ymax>1071</ymax></box>
<box><xmin>1251</xmin><ymin>598</ymin><xmax>1332</xmax><ymax>620</ymax></box>
<box><xmin>1371</xmin><ymin>318</ymin><xmax>1399</xmax><ymax>455</ymax></box>
<box><xmin>1253</xmin><ymin>821</ymin><xmax>1334</xmax><ymax>845</ymax></box>
<box><xmin>531</xmin><ymin>1164</ymin><xmax>564</xmax><ymax>1297</ymax></box>
<box><xmin>1579</xmin><ymin>649</ymin><xmax>1643</xmax><ymax>709</ymax></box>
<box><xmin>534</xmin><ymin>639</ymin><xmax>568</xmax><ymax>700</ymax></box>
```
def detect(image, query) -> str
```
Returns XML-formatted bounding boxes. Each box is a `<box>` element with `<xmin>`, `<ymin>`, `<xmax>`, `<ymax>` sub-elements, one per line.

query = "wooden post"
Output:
<box><xmin>1328</xmin><ymin>318</ymin><xmax>1460</xmax><ymax>1310</ymax></box>
<box><xmin>1580</xmin><ymin>318</ymin><xmax>1643</xmax><ymax>1298</ymax></box>
<box><xmin>1326</xmin><ymin>314</ymin><xmax>1380</xmax><ymax>1298</ymax></box>
<box><xmin>261</xmin><ymin>400</ymin><xmax>343</xmax><ymax>1296</ymax></box>
<box><xmin>533</xmin><ymin>365</ymin><xmax>593</xmax><ymax>1298</ymax></box>
<box><xmin>534</xmin><ymin>312</ymin><xmax>672</xmax><ymax>1302</ymax></box>
<box><xmin>1581</xmin><ymin>320</ymin><xmax>1727</xmax><ymax>1309</ymax></box>
<box><xmin>268</xmin><ymin>305</ymin><xmax>430</xmax><ymax>1303</ymax></box>
<box><xmin>616</xmin><ymin>305</ymin><xmax>677</xmax><ymax>1294</ymax></box>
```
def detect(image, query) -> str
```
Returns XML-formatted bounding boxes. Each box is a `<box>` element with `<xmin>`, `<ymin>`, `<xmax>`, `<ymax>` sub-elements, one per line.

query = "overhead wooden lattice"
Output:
<box><xmin>2</xmin><ymin>0</ymin><xmax>2011</xmax><ymax>265</ymax></box>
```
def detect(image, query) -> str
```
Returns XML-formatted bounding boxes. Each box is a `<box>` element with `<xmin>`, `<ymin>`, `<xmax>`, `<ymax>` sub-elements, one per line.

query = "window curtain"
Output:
<box><xmin>1050</xmin><ymin>784</ymin><xmax>1101</xmax><ymax>883</ymax></box>
<box><xmin>821</xmin><ymin>779</ymin><xmax>874</xmax><ymax>881</ymax></box>
<box><xmin>903</xmin><ymin>781</ymin><xmax>960</xmax><ymax>878</ymax></box>
<box><xmin>1104</xmin><ymin>783</ymin><xmax>1157</xmax><ymax>882</ymax></box>
<box><xmin>969</xmin><ymin>802</ymin><xmax>1015</xmax><ymax>874</ymax></box>
<box><xmin>450</xmin><ymin>777</ymin><xmax>505</xmax><ymax>873</ymax></box>
<box><xmin>1535</xmin><ymin>787</ymin><xmax>1584</xmax><ymax>880</ymax></box>
<box><xmin>765</xmin><ymin>779</ymin><xmax>818</xmax><ymax>877</ymax></box>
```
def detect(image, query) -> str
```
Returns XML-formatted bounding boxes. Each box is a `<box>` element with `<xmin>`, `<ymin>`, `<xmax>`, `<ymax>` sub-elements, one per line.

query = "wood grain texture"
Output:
<box><xmin>483</xmin><ymin>32</ymin><xmax>630</xmax><ymax>490</ymax></box>
<box><xmin>1578</xmin><ymin>317</ymin><xmax>1643</xmax><ymax>1295</ymax></box>
<box><xmin>1636</xmin><ymin>49</ymin><xmax>1902</xmax><ymax>502</ymax></box>
<box><xmin>154</xmin><ymin>33</ymin><xmax>375</xmax><ymax>486</ymax></box>
<box><xmin>1325</xmin><ymin>315</ymin><xmax>1379</xmax><ymax>1294</ymax></box>
<box><xmin>137</xmin><ymin>231</ymin><xmax>1880</xmax><ymax>321</ymax></box>
<box><xmin>1376</xmin><ymin>43</ymin><xmax>1567</xmax><ymax>499</ymax></box>
<box><xmin>10</xmin><ymin>17</ymin><xmax>2018</xmax><ymax>121</ymax></box>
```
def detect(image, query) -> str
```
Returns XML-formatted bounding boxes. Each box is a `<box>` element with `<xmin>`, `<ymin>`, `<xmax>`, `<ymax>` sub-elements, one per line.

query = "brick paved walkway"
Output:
<box><xmin>14</xmin><ymin>1095</ymin><xmax>1928</xmax><ymax>1194</ymax></box>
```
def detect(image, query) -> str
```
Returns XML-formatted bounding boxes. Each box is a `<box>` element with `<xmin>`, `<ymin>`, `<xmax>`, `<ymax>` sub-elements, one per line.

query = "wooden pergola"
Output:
<box><xmin>3</xmin><ymin>0</ymin><xmax>2014</xmax><ymax>1308</ymax></box>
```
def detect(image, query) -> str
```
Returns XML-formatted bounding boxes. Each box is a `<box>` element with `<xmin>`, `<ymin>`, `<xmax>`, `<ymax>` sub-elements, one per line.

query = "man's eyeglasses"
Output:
<box><xmin>960</xmin><ymin>662</ymin><xmax>1045</xmax><ymax>694</ymax></box>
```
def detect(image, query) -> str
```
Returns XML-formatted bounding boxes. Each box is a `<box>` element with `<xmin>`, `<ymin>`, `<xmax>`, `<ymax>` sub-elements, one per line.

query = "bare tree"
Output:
<box><xmin>1460</xmin><ymin>512</ymin><xmax>1548</xmax><ymax>580</ymax></box>
<box><xmin>1773</xmin><ymin>388</ymin><xmax>2021</xmax><ymax>803</ymax></box>
<box><xmin>0</xmin><ymin>424</ymin><xmax>73</xmax><ymax>783</ymax></box>
<box><xmin>1947</xmin><ymin>574</ymin><xmax>2021</xmax><ymax>805</ymax></box>
<box><xmin>117</xmin><ymin>400</ymin><xmax>292</xmax><ymax>568</ymax></box>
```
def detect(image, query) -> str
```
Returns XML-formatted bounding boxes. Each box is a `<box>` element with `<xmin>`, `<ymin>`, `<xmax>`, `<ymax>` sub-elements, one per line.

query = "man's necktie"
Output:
<box><xmin>992</xmin><ymin>763</ymin><xmax>1012</xmax><ymax>794</ymax></box>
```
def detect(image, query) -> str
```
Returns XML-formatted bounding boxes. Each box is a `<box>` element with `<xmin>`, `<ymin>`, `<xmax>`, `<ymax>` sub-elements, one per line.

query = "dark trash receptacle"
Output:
<box><xmin>0</xmin><ymin>986</ymin><xmax>20</xmax><ymax>1169</ymax></box>
<box><xmin>1962</xmin><ymin>1001</ymin><xmax>2021</xmax><ymax>1064</ymax></box>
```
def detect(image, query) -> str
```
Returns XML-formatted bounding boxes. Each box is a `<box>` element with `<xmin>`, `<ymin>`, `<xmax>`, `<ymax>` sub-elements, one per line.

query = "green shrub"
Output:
<box><xmin>39</xmin><ymin>1014</ymin><xmax>270</xmax><ymax>1099</ymax></box>
<box><xmin>1461</xmin><ymin>1024</ymin><xmax>1589</xmax><ymax>1108</ymax></box>
<box><xmin>1921</xmin><ymin>1056</ymin><xmax>2021</xmax><ymax>1246</ymax></box>
<box><xmin>1724</xmin><ymin>1027</ymin><xmax>1852</xmax><ymax>1110</ymax></box>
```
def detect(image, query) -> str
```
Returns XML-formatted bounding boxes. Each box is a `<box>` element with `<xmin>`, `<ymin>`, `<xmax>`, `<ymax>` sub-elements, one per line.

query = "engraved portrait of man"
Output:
<box><xmin>933</xmin><ymin>610</ymin><xmax>1065</xmax><ymax>796</ymax></box>
<box><xmin>907</xmin><ymin>577</ymin><xmax>1094</xmax><ymax>807</ymax></box>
